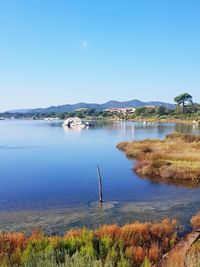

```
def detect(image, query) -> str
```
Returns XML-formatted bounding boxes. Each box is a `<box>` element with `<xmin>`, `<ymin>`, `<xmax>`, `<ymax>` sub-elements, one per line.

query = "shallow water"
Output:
<box><xmin>0</xmin><ymin>120</ymin><xmax>199</xmax><ymax>233</ymax></box>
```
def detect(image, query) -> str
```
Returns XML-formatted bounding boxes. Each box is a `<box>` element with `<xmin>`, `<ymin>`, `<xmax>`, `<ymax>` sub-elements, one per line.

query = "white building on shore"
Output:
<box><xmin>104</xmin><ymin>107</ymin><xmax>136</xmax><ymax>115</ymax></box>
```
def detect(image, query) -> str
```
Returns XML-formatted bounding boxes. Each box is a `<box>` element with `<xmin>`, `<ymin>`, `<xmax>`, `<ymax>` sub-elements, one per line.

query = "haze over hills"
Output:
<box><xmin>7</xmin><ymin>99</ymin><xmax>174</xmax><ymax>114</ymax></box>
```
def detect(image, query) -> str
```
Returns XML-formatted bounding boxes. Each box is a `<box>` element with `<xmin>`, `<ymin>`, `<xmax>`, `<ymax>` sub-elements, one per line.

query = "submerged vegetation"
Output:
<box><xmin>0</xmin><ymin>219</ymin><xmax>178</xmax><ymax>267</ymax></box>
<box><xmin>117</xmin><ymin>133</ymin><xmax>200</xmax><ymax>182</ymax></box>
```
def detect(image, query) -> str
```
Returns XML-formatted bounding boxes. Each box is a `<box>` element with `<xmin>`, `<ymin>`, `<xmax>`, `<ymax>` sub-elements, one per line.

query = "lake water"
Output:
<box><xmin>0</xmin><ymin>120</ymin><xmax>200</xmax><ymax>234</ymax></box>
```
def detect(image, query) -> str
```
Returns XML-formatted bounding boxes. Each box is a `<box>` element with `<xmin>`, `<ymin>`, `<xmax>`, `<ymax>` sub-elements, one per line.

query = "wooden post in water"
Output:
<box><xmin>96</xmin><ymin>165</ymin><xmax>103</xmax><ymax>203</ymax></box>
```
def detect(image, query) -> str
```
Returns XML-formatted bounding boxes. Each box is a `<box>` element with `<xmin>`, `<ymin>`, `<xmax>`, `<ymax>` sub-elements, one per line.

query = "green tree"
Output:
<box><xmin>134</xmin><ymin>107</ymin><xmax>147</xmax><ymax>116</ymax></box>
<box><xmin>156</xmin><ymin>106</ymin><xmax>166</xmax><ymax>116</ymax></box>
<box><xmin>76</xmin><ymin>111</ymin><xmax>84</xmax><ymax>118</ymax></box>
<box><xmin>174</xmin><ymin>93</ymin><xmax>193</xmax><ymax>113</ymax></box>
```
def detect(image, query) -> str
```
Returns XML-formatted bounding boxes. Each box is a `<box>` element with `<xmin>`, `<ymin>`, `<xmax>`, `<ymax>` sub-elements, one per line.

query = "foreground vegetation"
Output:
<box><xmin>117</xmin><ymin>133</ymin><xmax>200</xmax><ymax>182</ymax></box>
<box><xmin>0</xmin><ymin>219</ymin><xmax>178</xmax><ymax>267</ymax></box>
<box><xmin>1</xmin><ymin>212</ymin><xmax>200</xmax><ymax>267</ymax></box>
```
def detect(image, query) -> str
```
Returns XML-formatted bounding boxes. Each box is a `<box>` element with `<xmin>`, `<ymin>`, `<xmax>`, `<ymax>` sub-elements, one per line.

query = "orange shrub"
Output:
<box><xmin>148</xmin><ymin>243</ymin><xmax>159</xmax><ymax>263</ymax></box>
<box><xmin>191</xmin><ymin>212</ymin><xmax>200</xmax><ymax>230</ymax></box>
<box><xmin>125</xmin><ymin>245</ymin><xmax>147</xmax><ymax>265</ymax></box>
<box><xmin>132</xmin><ymin>246</ymin><xmax>146</xmax><ymax>265</ymax></box>
<box><xmin>121</xmin><ymin>222</ymin><xmax>150</xmax><ymax>246</ymax></box>
<box><xmin>0</xmin><ymin>232</ymin><xmax>26</xmax><ymax>258</ymax></box>
<box><xmin>95</xmin><ymin>224</ymin><xmax>121</xmax><ymax>240</ymax></box>
<box><xmin>29</xmin><ymin>227</ymin><xmax>44</xmax><ymax>240</ymax></box>
<box><xmin>65</xmin><ymin>228</ymin><xmax>84</xmax><ymax>239</ymax></box>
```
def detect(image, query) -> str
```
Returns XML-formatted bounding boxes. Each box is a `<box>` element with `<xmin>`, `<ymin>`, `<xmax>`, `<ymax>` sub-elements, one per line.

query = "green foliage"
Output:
<box><xmin>22</xmin><ymin>252</ymin><xmax>104</xmax><ymax>267</ymax></box>
<box><xmin>174</xmin><ymin>93</ymin><xmax>192</xmax><ymax>105</ymax></box>
<box><xmin>140</xmin><ymin>257</ymin><xmax>151</xmax><ymax>267</ymax></box>
<box><xmin>0</xmin><ymin>108</ymin><xmax>116</xmax><ymax>120</ymax></box>
<box><xmin>65</xmin><ymin>237</ymin><xmax>82</xmax><ymax>255</ymax></box>
<box><xmin>174</xmin><ymin>93</ymin><xmax>193</xmax><ymax>113</ymax></box>
<box><xmin>156</xmin><ymin>106</ymin><xmax>166</xmax><ymax>116</ymax></box>
<box><xmin>116</xmin><ymin>258</ymin><xmax>131</xmax><ymax>267</ymax></box>
<box><xmin>99</xmin><ymin>237</ymin><xmax>113</xmax><ymax>258</ymax></box>
<box><xmin>22</xmin><ymin>238</ymin><xmax>51</xmax><ymax>266</ymax></box>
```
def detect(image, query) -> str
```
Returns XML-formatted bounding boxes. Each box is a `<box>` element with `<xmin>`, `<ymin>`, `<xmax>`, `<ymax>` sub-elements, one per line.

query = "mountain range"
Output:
<box><xmin>7</xmin><ymin>99</ymin><xmax>174</xmax><ymax>114</ymax></box>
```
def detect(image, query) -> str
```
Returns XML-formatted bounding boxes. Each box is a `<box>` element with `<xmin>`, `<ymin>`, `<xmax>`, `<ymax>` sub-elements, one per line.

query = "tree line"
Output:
<box><xmin>129</xmin><ymin>92</ymin><xmax>200</xmax><ymax>119</ymax></box>
<box><xmin>1</xmin><ymin>92</ymin><xmax>199</xmax><ymax>120</ymax></box>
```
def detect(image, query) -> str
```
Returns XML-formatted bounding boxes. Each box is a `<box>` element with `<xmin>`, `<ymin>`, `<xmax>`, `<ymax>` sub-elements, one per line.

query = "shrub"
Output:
<box><xmin>95</xmin><ymin>224</ymin><xmax>121</xmax><ymax>240</ymax></box>
<box><xmin>191</xmin><ymin>212</ymin><xmax>200</xmax><ymax>230</ymax></box>
<box><xmin>0</xmin><ymin>219</ymin><xmax>178</xmax><ymax>267</ymax></box>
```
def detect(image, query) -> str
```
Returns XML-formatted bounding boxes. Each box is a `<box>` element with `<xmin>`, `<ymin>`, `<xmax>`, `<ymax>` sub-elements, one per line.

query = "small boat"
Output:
<box><xmin>44</xmin><ymin>117</ymin><xmax>60</xmax><ymax>121</ymax></box>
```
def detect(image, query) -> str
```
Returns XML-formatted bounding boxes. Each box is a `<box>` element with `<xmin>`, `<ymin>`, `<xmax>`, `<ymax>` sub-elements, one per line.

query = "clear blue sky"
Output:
<box><xmin>0</xmin><ymin>0</ymin><xmax>200</xmax><ymax>111</ymax></box>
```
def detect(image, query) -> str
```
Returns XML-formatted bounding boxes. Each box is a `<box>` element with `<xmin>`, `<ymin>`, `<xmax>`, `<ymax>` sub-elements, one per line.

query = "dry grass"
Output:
<box><xmin>117</xmin><ymin>133</ymin><xmax>200</xmax><ymax>182</ymax></box>
<box><xmin>161</xmin><ymin>249</ymin><xmax>184</xmax><ymax>267</ymax></box>
<box><xmin>185</xmin><ymin>238</ymin><xmax>200</xmax><ymax>267</ymax></box>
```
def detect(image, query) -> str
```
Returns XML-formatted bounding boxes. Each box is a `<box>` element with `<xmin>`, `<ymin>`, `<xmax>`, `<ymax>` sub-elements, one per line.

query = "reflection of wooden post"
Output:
<box><xmin>97</xmin><ymin>165</ymin><xmax>103</xmax><ymax>203</ymax></box>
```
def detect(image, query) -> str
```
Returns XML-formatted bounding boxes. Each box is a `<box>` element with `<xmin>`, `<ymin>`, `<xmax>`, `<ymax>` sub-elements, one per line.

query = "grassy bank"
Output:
<box><xmin>117</xmin><ymin>133</ymin><xmax>200</xmax><ymax>182</ymax></box>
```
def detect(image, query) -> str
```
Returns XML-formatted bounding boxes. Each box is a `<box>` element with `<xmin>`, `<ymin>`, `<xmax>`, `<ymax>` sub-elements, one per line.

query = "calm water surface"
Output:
<box><xmin>0</xmin><ymin>120</ymin><xmax>199</xmax><ymax>233</ymax></box>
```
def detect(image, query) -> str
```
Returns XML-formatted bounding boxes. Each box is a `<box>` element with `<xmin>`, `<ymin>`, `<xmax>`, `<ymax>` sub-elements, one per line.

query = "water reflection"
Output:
<box><xmin>175</xmin><ymin>123</ymin><xmax>200</xmax><ymax>134</ymax></box>
<box><xmin>138</xmin><ymin>174</ymin><xmax>200</xmax><ymax>189</ymax></box>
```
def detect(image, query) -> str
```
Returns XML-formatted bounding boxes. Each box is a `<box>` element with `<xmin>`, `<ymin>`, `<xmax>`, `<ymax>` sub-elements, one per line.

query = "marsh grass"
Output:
<box><xmin>117</xmin><ymin>133</ymin><xmax>200</xmax><ymax>182</ymax></box>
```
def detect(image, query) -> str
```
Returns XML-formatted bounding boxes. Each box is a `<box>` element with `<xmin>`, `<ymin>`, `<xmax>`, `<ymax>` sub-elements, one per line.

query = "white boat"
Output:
<box><xmin>44</xmin><ymin>117</ymin><xmax>60</xmax><ymax>121</ymax></box>
<box><xmin>62</xmin><ymin>117</ymin><xmax>90</xmax><ymax>129</ymax></box>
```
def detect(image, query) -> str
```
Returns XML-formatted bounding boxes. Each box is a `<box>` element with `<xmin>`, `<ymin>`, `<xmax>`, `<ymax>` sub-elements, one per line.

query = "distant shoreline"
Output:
<box><xmin>131</xmin><ymin>118</ymin><xmax>195</xmax><ymax>124</ymax></box>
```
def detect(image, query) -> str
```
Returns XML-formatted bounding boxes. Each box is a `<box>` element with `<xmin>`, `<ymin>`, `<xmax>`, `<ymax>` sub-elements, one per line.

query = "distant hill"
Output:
<box><xmin>7</xmin><ymin>99</ymin><xmax>174</xmax><ymax>114</ymax></box>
